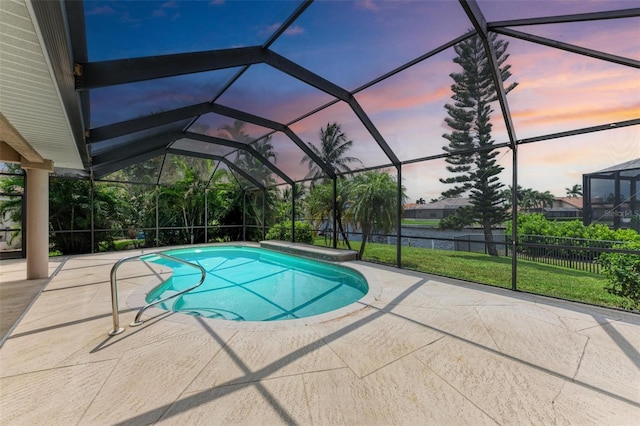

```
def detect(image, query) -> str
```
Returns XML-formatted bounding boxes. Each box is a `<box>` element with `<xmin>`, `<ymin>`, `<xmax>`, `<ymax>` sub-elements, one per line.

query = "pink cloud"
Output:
<box><xmin>514</xmin><ymin>103</ymin><xmax>640</xmax><ymax>129</ymax></box>
<box><xmin>503</xmin><ymin>38</ymin><xmax>639</xmax><ymax>137</ymax></box>
<box><xmin>356</xmin><ymin>0</ymin><xmax>379</xmax><ymax>11</ymax></box>
<box><xmin>262</xmin><ymin>23</ymin><xmax>305</xmax><ymax>37</ymax></box>
<box><xmin>264</xmin><ymin>23</ymin><xmax>281</xmax><ymax>34</ymax></box>
<box><xmin>285</xmin><ymin>26</ymin><xmax>305</xmax><ymax>36</ymax></box>
<box><xmin>521</xmin><ymin>22</ymin><xmax>639</xmax><ymax>61</ymax></box>
<box><xmin>357</xmin><ymin>85</ymin><xmax>450</xmax><ymax>114</ymax></box>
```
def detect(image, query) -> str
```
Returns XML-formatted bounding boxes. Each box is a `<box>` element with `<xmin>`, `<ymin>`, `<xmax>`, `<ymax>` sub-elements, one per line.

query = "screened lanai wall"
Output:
<box><xmin>583</xmin><ymin>159</ymin><xmax>640</xmax><ymax>230</ymax></box>
<box><xmin>1</xmin><ymin>0</ymin><xmax>639</xmax><ymax>306</ymax></box>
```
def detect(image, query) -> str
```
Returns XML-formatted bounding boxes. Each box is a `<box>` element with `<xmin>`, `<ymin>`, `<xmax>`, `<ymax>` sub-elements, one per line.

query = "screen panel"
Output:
<box><xmin>504</xmin><ymin>37</ymin><xmax>639</xmax><ymax>141</ymax></box>
<box><xmin>271</xmin><ymin>0</ymin><xmax>470</xmax><ymax>91</ymax></box>
<box><xmin>518</xmin><ymin>18</ymin><xmax>639</xmax><ymax>61</ymax></box>
<box><xmin>84</xmin><ymin>0</ymin><xmax>305</xmax><ymax>61</ymax></box>
<box><xmin>289</xmin><ymin>100</ymin><xmax>391</xmax><ymax>172</ymax></box>
<box><xmin>89</xmin><ymin>69</ymin><xmax>241</xmax><ymax>128</ymax></box>
<box><xmin>478</xmin><ymin>0</ymin><xmax>632</xmax><ymax>22</ymax></box>
<box><xmin>216</xmin><ymin>64</ymin><xmax>335</xmax><ymax>124</ymax></box>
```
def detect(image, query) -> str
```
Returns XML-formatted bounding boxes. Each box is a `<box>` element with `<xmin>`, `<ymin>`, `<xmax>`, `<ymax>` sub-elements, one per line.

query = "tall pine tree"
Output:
<box><xmin>439</xmin><ymin>33</ymin><xmax>517</xmax><ymax>256</ymax></box>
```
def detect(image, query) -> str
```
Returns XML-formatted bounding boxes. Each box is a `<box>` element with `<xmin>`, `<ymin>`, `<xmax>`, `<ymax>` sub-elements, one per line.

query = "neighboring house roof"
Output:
<box><xmin>553</xmin><ymin>197</ymin><xmax>583</xmax><ymax>209</ymax></box>
<box><xmin>589</xmin><ymin>158</ymin><xmax>640</xmax><ymax>174</ymax></box>
<box><xmin>405</xmin><ymin>197</ymin><xmax>471</xmax><ymax>210</ymax></box>
<box><xmin>544</xmin><ymin>207</ymin><xmax>581</xmax><ymax>213</ymax></box>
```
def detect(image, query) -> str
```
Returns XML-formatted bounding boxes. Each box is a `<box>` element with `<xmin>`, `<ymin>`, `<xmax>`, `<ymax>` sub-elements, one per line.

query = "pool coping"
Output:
<box><xmin>126</xmin><ymin>243</ymin><xmax>382</xmax><ymax>331</ymax></box>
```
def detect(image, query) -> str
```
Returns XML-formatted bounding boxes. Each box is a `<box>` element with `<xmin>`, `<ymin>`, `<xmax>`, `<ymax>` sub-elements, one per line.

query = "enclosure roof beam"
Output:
<box><xmin>262</xmin><ymin>50</ymin><xmax>351</xmax><ymax>100</ymax></box>
<box><xmin>167</xmin><ymin>148</ymin><xmax>265</xmax><ymax>190</ymax></box>
<box><xmin>517</xmin><ymin>118</ymin><xmax>640</xmax><ymax>145</ymax></box>
<box><xmin>488</xmin><ymin>7</ymin><xmax>640</xmax><ymax>27</ymax></box>
<box><xmin>75</xmin><ymin>46</ymin><xmax>264</xmax><ymax>90</ymax></box>
<box><xmin>87</xmin><ymin>103</ymin><xmax>212</xmax><ymax>143</ymax></box>
<box><xmin>354</xmin><ymin>32</ymin><xmax>474</xmax><ymax>95</ymax></box>
<box><xmin>263</xmin><ymin>0</ymin><xmax>314</xmax><ymax>49</ymax></box>
<box><xmin>263</xmin><ymin>50</ymin><xmax>400</xmax><ymax>167</ymax></box>
<box><xmin>348</xmin><ymin>98</ymin><xmax>400</xmax><ymax>167</ymax></box>
<box><xmin>87</xmin><ymin>101</ymin><xmax>336</xmax><ymax>179</ymax></box>
<box><xmin>282</xmin><ymin>128</ymin><xmax>336</xmax><ymax>179</ymax></box>
<box><xmin>91</xmin><ymin>132</ymin><xmax>176</xmax><ymax>168</ymax></box>
<box><xmin>208</xmin><ymin>105</ymin><xmax>336</xmax><ymax>179</ymax></box>
<box><xmin>87</xmin><ymin>102</ymin><xmax>282</xmax><ymax>143</ymax></box>
<box><xmin>78</xmin><ymin>43</ymin><xmax>398</xmax><ymax>168</ymax></box>
<box><xmin>183</xmin><ymin>132</ymin><xmax>294</xmax><ymax>185</ymax></box>
<box><xmin>492</xmin><ymin>27</ymin><xmax>640</xmax><ymax>69</ymax></box>
<box><xmin>210</xmin><ymin>104</ymin><xmax>285</xmax><ymax>131</ymax></box>
<box><xmin>92</xmin><ymin>147</ymin><xmax>167</xmax><ymax>179</ymax></box>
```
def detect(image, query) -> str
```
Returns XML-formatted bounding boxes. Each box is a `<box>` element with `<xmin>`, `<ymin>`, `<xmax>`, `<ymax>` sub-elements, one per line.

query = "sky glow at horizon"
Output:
<box><xmin>84</xmin><ymin>0</ymin><xmax>639</xmax><ymax>201</ymax></box>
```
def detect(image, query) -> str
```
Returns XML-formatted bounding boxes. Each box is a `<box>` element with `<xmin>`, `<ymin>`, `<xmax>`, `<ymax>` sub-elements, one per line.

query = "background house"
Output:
<box><xmin>404</xmin><ymin>198</ymin><xmax>471</xmax><ymax>220</ymax></box>
<box><xmin>543</xmin><ymin>197</ymin><xmax>583</xmax><ymax>220</ymax></box>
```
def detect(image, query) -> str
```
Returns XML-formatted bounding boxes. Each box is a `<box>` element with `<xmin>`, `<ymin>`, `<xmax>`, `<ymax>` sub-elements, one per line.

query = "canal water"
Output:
<box><xmin>361</xmin><ymin>226</ymin><xmax>507</xmax><ymax>254</ymax></box>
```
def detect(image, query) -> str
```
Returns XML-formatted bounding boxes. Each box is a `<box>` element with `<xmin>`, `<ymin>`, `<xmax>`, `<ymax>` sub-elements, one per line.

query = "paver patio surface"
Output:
<box><xmin>1</xmin><ymin>248</ymin><xmax>638</xmax><ymax>425</ymax></box>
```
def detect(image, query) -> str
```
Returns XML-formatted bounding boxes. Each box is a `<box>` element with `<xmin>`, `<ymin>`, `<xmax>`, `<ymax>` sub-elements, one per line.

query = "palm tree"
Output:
<box><xmin>520</xmin><ymin>189</ymin><xmax>555</xmax><ymax>212</ymax></box>
<box><xmin>534</xmin><ymin>190</ymin><xmax>555</xmax><ymax>210</ymax></box>
<box><xmin>232</xmin><ymin>135</ymin><xmax>279</xmax><ymax>234</ymax></box>
<box><xmin>301</xmin><ymin>123</ymin><xmax>363</xmax><ymax>181</ymax></box>
<box><xmin>503</xmin><ymin>186</ymin><xmax>554</xmax><ymax>212</ymax></box>
<box><xmin>306</xmin><ymin>180</ymin><xmax>352</xmax><ymax>249</ymax></box>
<box><xmin>158</xmin><ymin>157</ymin><xmax>214</xmax><ymax>244</ymax></box>
<box><xmin>234</xmin><ymin>135</ymin><xmax>277</xmax><ymax>187</ymax></box>
<box><xmin>565</xmin><ymin>184</ymin><xmax>582</xmax><ymax>198</ymax></box>
<box><xmin>518</xmin><ymin>188</ymin><xmax>535</xmax><ymax>212</ymax></box>
<box><xmin>347</xmin><ymin>171</ymin><xmax>406</xmax><ymax>259</ymax></box>
<box><xmin>218</xmin><ymin>120</ymin><xmax>252</xmax><ymax>143</ymax></box>
<box><xmin>281</xmin><ymin>183</ymin><xmax>306</xmax><ymax>205</ymax></box>
<box><xmin>275</xmin><ymin>183</ymin><xmax>307</xmax><ymax>223</ymax></box>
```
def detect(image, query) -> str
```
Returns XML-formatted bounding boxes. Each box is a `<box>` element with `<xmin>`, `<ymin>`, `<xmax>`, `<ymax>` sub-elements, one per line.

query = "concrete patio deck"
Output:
<box><xmin>1</xmin><ymin>248</ymin><xmax>639</xmax><ymax>425</ymax></box>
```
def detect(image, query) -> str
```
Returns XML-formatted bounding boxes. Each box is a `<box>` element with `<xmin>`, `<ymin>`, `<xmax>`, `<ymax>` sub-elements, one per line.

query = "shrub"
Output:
<box><xmin>506</xmin><ymin>213</ymin><xmax>640</xmax><ymax>242</ymax></box>
<box><xmin>265</xmin><ymin>221</ymin><xmax>313</xmax><ymax>244</ymax></box>
<box><xmin>598</xmin><ymin>241</ymin><xmax>640</xmax><ymax>309</ymax></box>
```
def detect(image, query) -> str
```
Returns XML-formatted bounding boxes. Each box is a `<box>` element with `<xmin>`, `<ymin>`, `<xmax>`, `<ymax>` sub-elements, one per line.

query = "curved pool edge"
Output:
<box><xmin>126</xmin><ymin>244</ymin><xmax>383</xmax><ymax>331</ymax></box>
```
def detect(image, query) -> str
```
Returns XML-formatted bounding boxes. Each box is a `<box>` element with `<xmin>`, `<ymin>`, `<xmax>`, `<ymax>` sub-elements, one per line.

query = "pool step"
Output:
<box><xmin>260</xmin><ymin>240</ymin><xmax>358</xmax><ymax>262</ymax></box>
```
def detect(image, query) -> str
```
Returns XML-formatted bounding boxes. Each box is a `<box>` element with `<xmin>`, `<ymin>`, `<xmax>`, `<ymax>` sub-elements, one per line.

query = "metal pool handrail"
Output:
<box><xmin>109</xmin><ymin>252</ymin><xmax>206</xmax><ymax>336</ymax></box>
<box><xmin>130</xmin><ymin>253</ymin><xmax>206</xmax><ymax>326</ymax></box>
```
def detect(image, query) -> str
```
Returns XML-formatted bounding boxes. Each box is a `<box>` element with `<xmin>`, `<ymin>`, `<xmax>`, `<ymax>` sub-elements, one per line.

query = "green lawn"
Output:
<box><xmin>98</xmin><ymin>238</ymin><xmax>143</xmax><ymax>252</ymax></box>
<box><xmin>314</xmin><ymin>238</ymin><xmax>634</xmax><ymax>310</ymax></box>
<box><xmin>401</xmin><ymin>219</ymin><xmax>440</xmax><ymax>226</ymax></box>
<box><xmin>50</xmin><ymin>238</ymin><xmax>141</xmax><ymax>256</ymax></box>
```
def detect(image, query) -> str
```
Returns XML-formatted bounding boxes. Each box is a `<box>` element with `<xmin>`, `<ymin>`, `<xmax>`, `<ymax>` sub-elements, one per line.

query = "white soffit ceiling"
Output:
<box><xmin>0</xmin><ymin>0</ymin><xmax>83</xmax><ymax>169</ymax></box>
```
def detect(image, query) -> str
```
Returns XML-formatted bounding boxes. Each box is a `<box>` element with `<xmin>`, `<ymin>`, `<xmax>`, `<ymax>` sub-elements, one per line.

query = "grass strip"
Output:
<box><xmin>314</xmin><ymin>238</ymin><xmax>633</xmax><ymax>310</ymax></box>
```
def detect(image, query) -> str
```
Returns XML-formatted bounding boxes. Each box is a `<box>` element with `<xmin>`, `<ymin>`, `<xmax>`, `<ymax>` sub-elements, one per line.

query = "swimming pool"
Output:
<box><xmin>142</xmin><ymin>245</ymin><xmax>369</xmax><ymax>321</ymax></box>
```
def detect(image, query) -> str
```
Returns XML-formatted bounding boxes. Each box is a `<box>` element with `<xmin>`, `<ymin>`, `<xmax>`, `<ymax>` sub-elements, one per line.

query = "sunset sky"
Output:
<box><xmin>84</xmin><ymin>0</ymin><xmax>639</xmax><ymax>201</ymax></box>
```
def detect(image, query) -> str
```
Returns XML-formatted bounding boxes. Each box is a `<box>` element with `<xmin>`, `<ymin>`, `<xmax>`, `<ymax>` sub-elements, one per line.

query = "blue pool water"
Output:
<box><xmin>143</xmin><ymin>246</ymin><xmax>369</xmax><ymax>321</ymax></box>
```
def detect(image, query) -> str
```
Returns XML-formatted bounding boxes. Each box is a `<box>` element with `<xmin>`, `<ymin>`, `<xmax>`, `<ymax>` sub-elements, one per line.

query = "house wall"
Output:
<box><xmin>404</xmin><ymin>208</ymin><xmax>457</xmax><ymax>220</ymax></box>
